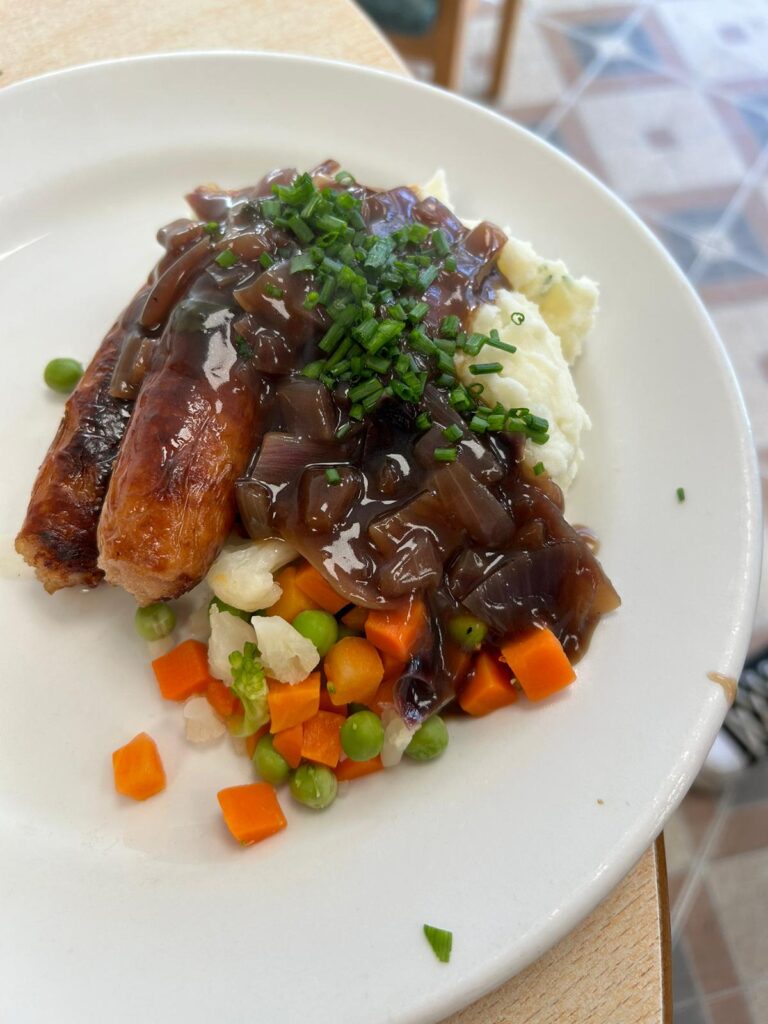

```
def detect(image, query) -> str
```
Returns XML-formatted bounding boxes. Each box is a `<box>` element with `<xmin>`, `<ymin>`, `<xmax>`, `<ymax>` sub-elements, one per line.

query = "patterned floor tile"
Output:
<box><xmin>554</xmin><ymin>78</ymin><xmax>748</xmax><ymax>200</ymax></box>
<box><xmin>652</xmin><ymin>0</ymin><xmax>768</xmax><ymax>87</ymax></box>
<box><xmin>673</xmin><ymin>939</ymin><xmax>699</xmax><ymax>1004</ymax></box>
<box><xmin>665</xmin><ymin>808</ymin><xmax>697</xmax><ymax>873</ymax></box>
<box><xmin>713</xmin><ymin>802</ymin><xmax>768</xmax><ymax>859</ymax></box>
<box><xmin>707</xmin><ymin>848</ymin><xmax>768</xmax><ymax>986</ymax></box>
<box><xmin>675</xmin><ymin>999</ymin><xmax>709</xmax><ymax>1024</ymax></box>
<box><xmin>706</xmin><ymin>989</ymin><xmax>756</xmax><ymax>1024</ymax></box>
<box><xmin>683</xmin><ymin>881</ymin><xmax>742</xmax><ymax>995</ymax></box>
<box><xmin>747</xmin><ymin>980</ymin><xmax>768</xmax><ymax>1024</ymax></box>
<box><xmin>711</xmin><ymin>293</ymin><xmax>768</xmax><ymax>446</ymax></box>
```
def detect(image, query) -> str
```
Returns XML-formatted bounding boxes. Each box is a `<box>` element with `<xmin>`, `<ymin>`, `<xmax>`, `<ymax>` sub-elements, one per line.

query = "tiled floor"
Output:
<box><xmin>410</xmin><ymin>1</ymin><xmax>768</xmax><ymax>1021</ymax></box>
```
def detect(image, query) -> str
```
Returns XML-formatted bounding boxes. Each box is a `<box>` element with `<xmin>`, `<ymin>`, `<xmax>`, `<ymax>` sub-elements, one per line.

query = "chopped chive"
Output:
<box><xmin>431</xmin><ymin>229</ymin><xmax>450</xmax><ymax>256</ymax></box>
<box><xmin>365</xmin><ymin>354</ymin><xmax>391</xmax><ymax>374</ymax></box>
<box><xmin>533</xmin><ymin>462</ymin><xmax>545</xmax><ymax>476</ymax></box>
<box><xmin>436</xmin><ymin>350</ymin><xmax>456</xmax><ymax>375</ymax></box>
<box><xmin>417</xmin><ymin>264</ymin><xmax>440</xmax><ymax>291</ymax></box>
<box><xmin>335</xmin><ymin>422</ymin><xmax>353</xmax><ymax>440</ymax></box>
<box><xmin>449</xmin><ymin>387</ymin><xmax>472</xmax><ymax>411</ymax></box>
<box><xmin>364</xmin><ymin>237</ymin><xmax>394</xmax><ymax>269</ymax></box>
<box><xmin>325</xmin><ymin>336</ymin><xmax>354</xmax><ymax>370</ymax></box>
<box><xmin>435</xmin><ymin>372</ymin><xmax>457</xmax><ymax>389</ymax></box>
<box><xmin>367</xmin><ymin>320</ymin><xmax>404</xmax><ymax>355</ymax></box>
<box><xmin>408</xmin><ymin>301</ymin><xmax>430</xmax><ymax>323</ymax></box>
<box><xmin>348</xmin><ymin>377</ymin><xmax>383</xmax><ymax>403</ymax></box>
<box><xmin>349</xmin><ymin>402</ymin><xmax>364</xmax><ymax>420</ymax></box>
<box><xmin>290</xmin><ymin>251</ymin><xmax>315</xmax><ymax>273</ymax></box>
<box><xmin>318</xmin><ymin>276</ymin><xmax>335</xmax><ymax>305</ymax></box>
<box><xmin>423</xmin><ymin>924</ymin><xmax>452</xmax><ymax>963</ymax></box>
<box><xmin>487</xmin><ymin>413</ymin><xmax>505</xmax><ymax>430</ymax></box>
<box><xmin>215</xmin><ymin>249</ymin><xmax>237</xmax><ymax>269</ymax></box>
<box><xmin>302</xmin><ymin>360</ymin><xmax>325</xmax><ymax>380</ymax></box>
<box><xmin>264</xmin><ymin>283</ymin><xmax>284</xmax><ymax>299</ymax></box>
<box><xmin>528</xmin><ymin>414</ymin><xmax>549</xmax><ymax>433</ymax></box>
<box><xmin>285</xmin><ymin>213</ymin><xmax>314</xmax><ymax>244</ymax></box>
<box><xmin>353</xmin><ymin>318</ymin><xmax>379</xmax><ymax>345</ymax></box>
<box><xmin>260</xmin><ymin>198</ymin><xmax>281</xmax><ymax>220</ymax></box>
<box><xmin>439</xmin><ymin>315</ymin><xmax>460</xmax><ymax>339</ymax></box>
<box><xmin>316</xmin><ymin>213</ymin><xmax>347</xmax><ymax>234</ymax></box>
<box><xmin>415</xmin><ymin>412</ymin><xmax>432</xmax><ymax>431</ymax></box>
<box><xmin>529</xmin><ymin>432</ymin><xmax>549</xmax><ymax>445</ymax></box>
<box><xmin>462</xmin><ymin>333</ymin><xmax>486</xmax><ymax>357</ymax></box>
<box><xmin>387</xmin><ymin>302</ymin><xmax>408</xmax><ymax>322</ymax></box>
<box><xmin>408</xmin><ymin>223</ymin><xmax>430</xmax><ymax>244</ymax></box>
<box><xmin>444</xmin><ymin>255</ymin><xmax>457</xmax><ymax>272</ymax></box>
<box><xmin>303</xmin><ymin>290</ymin><xmax>320</xmax><ymax>310</ymax></box>
<box><xmin>325</xmin><ymin>467</ymin><xmax>342</xmax><ymax>485</ymax></box>
<box><xmin>469</xmin><ymin>362</ymin><xmax>503</xmax><ymax>375</ymax></box>
<box><xmin>362</xmin><ymin>390</ymin><xmax>384</xmax><ymax>412</ymax></box>
<box><xmin>676</xmin><ymin>487</ymin><xmax>686</xmax><ymax>503</ymax></box>
<box><xmin>434</xmin><ymin>447</ymin><xmax>458</xmax><ymax>463</ymax></box>
<box><xmin>259</xmin><ymin>251</ymin><xmax>274</xmax><ymax>270</ymax></box>
<box><xmin>442</xmin><ymin>424</ymin><xmax>463</xmax><ymax>443</ymax></box>
<box><xmin>511</xmin><ymin>311</ymin><xmax>526</xmax><ymax>325</ymax></box>
<box><xmin>433</xmin><ymin>337</ymin><xmax>456</xmax><ymax>355</ymax></box>
<box><xmin>469</xmin><ymin>415</ymin><xmax>489</xmax><ymax>433</ymax></box>
<box><xmin>467</xmin><ymin>382</ymin><xmax>485</xmax><ymax>397</ymax></box>
<box><xmin>334</xmin><ymin>170</ymin><xmax>355</xmax><ymax>185</ymax></box>
<box><xmin>203</xmin><ymin>221</ymin><xmax>220</xmax><ymax>236</ymax></box>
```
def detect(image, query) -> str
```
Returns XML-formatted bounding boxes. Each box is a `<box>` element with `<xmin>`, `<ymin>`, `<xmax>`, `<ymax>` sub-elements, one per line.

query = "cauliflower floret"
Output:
<box><xmin>184</xmin><ymin>696</ymin><xmax>226</xmax><ymax>743</ymax></box>
<box><xmin>496</xmin><ymin>236</ymin><xmax>598</xmax><ymax>364</ymax></box>
<box><xmin>208</xmin><ymin>606</ymin><xmax>258</xmax><ymax>685</ymax></box>
<box><xmin>206</xmin><ymin>538</ymin><xmax>297</xmax><ymax>612</ymax></box>
<box><xmin>251</xmin><ymin>615</ymin><xmax>320</xmax><ymax>684</ymax></box>
<box><xmin>455</xmin><ymin>290</ymin><xmax>590</xmax><ymax>492</ymax></box>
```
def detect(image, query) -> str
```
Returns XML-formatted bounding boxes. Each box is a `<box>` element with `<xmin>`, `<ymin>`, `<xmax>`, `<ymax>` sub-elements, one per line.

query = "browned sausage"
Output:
<box><xmin>14</xmin><ymin>290</ymin><xmax>147</xmax><ymax>592</ymax></box>
<box><xmin>96</xmin><ymin>295</ymin><xmax>263</xmax><ymax>605</ymax></box>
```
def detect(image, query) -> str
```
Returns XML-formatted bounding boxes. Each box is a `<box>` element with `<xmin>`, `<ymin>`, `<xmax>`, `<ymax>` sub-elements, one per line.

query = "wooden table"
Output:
<box><xmin>0</xmin><ymin>3</ymin><xmax>670</xmax><ymax>1021</ymax></box>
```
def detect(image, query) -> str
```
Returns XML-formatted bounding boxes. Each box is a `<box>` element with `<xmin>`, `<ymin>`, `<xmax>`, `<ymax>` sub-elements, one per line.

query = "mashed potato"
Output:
<box><xmin>416</xmin><ymin>172</ymin><xmax>599</xmax><ymax>490</ymax></box>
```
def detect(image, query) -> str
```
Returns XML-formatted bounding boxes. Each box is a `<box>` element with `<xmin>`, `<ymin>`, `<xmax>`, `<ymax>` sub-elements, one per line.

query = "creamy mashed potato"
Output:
<box><xmin>416</xmin><ymin>173</ymin><xmax>599</xmax><ymax>491</ymax></box>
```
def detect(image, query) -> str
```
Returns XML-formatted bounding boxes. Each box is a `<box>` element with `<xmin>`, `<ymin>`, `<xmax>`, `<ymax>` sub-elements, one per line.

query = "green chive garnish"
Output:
<box><xmin>434</xmin><ymin>447</ymin><xmax>458</xmax><ymax>463</ymax></box>
<box><xmin>415</xmin><ymin>412</ymin><xmax>432</xmax><ymax>431</ymax></box>
<box><xmin>431</xmin><ymin>229</ymin><xmax>450</xmax><ymax>256</ymax></box>
<box><xmin>408</xmin><ymin>301</ymin><xmax>429</xmax><ymax>323</ymax></box>
<box><xmin>444</xmin><ymin>255</ymin><xmax>457</xmax><ymax>272</ymax></box>
<box><xmin>676</xmin><ymin>487</ymin><xmax>686</xmax><ymax>502</ymax></box>
<box><xmin>417</xmin><ymin>265</ymin><xmax>440</xmax><ymax>291</ymax></box>
<box><xmin>260</xmin><ymin>198</ymin><xmax>280</xmax><ymax>220</ymax></box>
<box><xmin>290</xmin><ymin>251</ymin><xmax>315</xmax><ymax>273</ymax></box>
<box><xmin>203</xmin><ymin>221</ymin><xmax>220</xmax><ymax>236</ymax></box>
<box><xmin>442</xmin><ymin>424</ymin><xmax>463</xmax><ymax>443</ymax></box>
<box><xmin>533</xmin><ymin>462</ymin><xmax>545</xmax><ymax>476</ymax></box>
<box><xmin>259</xmin><ymin>252</ymin><xmax>274</xmax><ymax>269</ymax></box>
<box><xmin>439</xmin><ymin>315</ymin><xmax>460</xmax><ymax>339</ymax></box>
<box><xmin>334</xmin><ymin>170</ymin><xmax>355</xmax><ymax>185</ymax></box>
<box><xmin>264</xmin><ymin>283</ymin><xmax>284</xmax><ymax>299</ymax></box>
<box><xmin>325</xmin><ymin>467</ymin><xmax>342</xmax><ymax>485</ymax></box>
<box><xmin>215</xmin><ymin>249</ymin><xmax>237</xmax><ymax>269</ymax></box>
<box><xmin>423</xmin><ymin>924</ymin><xmax>452</xmax><ymax>964</ymax></box>
<box><xmin>469</xmin><ymin>362</ymin><xmax>503</xmax><ymax>375</ymax></box>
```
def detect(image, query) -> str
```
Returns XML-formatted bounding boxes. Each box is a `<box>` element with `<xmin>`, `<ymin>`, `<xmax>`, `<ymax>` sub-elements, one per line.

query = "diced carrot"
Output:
<box><xmin>335</xmin><ymin>755</ymin><xmax>384</xmax><ymax>781</ymax></box>
<box><xmin>324</xmin><ymin>636</ymin><xmax>384</xmax><ymax>705</ymax></box>
<box><xmin>245</xmin><ymin>723</ymin><xmax>270</xmax><ymax>758</ymax></box>
<box><xmin>112</xmin><ymin>732</ymin><xmax>166</xmax><ymax>801</ymax></box>
<box><xmin>341</xmin><ymin>605</ymin><xmax>368</xmax><ymax>632</ymax></box>
<box><xmin>294</xmin><ymin>563</ymin><xmax>347</xmax><ymax>614</ymax></box>
<box><xmin>217</xmin><ymin>783</ymin><xmax>287</xmax><ymax>845</ymax></box>
<box><xmin>272</xmin><ymin>723</ymin><xmax>304</xmax><ymax>768</ymax></box>
<box><xmin>268</xmin><ymin>672</ymin><xmax>321</xmax><ymax>733</ymax></box>
<box><xmin>381</xmin><ymin>650</ymin><xmax>406</xmax><ymax>683</ymax></box>
<box><xmin>365</xmin><ymin>677</ymin><xmax>396</xmax><ymax>713</ymax></box>
<box><xmin>300</xmin><ymin>711</ymin><xmax>345</xmax><ymax>768</ymax></box>
<box><xmin>267</xmin><ymin>565</ymin><xmax>319</xmax><ymax>620</ymax></box>
<box><xmin>365</xmin><ymin>596</ymin><xmax>427</xmax><ymax>662</ymax></box>
<box><xmin>151</xmin><ymin>639</ymin><xmax>212</xmax><ymax>701</ymax></box>
<box><xmin>459</xmin><ymin>652</ymin><xmax>518</xmax><ymax>716</ymax></box>
<box><xmin>319</xmin><ymin>686</ymin><xmax>348</xmax><ymax>716</ymax></box>
<box><xmin>206</xmin><ymin>677</ymin><xmax>241</xmax><ymax>719</ymax></box>
<box><xmin>500</xmin><ymin>628</ymin><xmax>576</xmax><ymax>701</ymax></box>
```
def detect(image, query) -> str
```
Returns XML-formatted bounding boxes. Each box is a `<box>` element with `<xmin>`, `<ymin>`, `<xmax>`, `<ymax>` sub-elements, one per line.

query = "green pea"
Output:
<box><xmin>253</xmin><ymin>735</ymin><xmax>291</xmax><ymax>786</ymax></box>
<box><xmin>340</xmin><ymin>710</ymin><xmax>385</xmax><ymax>762</ymax></box>
<box><xmin>209</xmin><ymin>596</ymin><xmax>250</xmax><ymax>621</ymax></box>
<box><xmin>405</xmin><ymin>715</ymin><xmax>449</xmax><ymax>761</ymax></box>
<box><xmin>44</xmin><ymin>357</ymin><xmax>84</xmax><ymax>394</ymax></box>
<box><xmin>336</xmin><ymin>623</ymin><xmax>359</xmax><ymax>640</ymax></box>
<box><xmin>134</xmin><ymin>602</ymin><xmax>176</xmax><ymax>641</ymax></box>
<box><xmin>292</xmin><ymin>609</ymin><xmax>339</xmax><ymax>656</ymax></box>
<box><xmin>447</xmin><ymin>613</ymin><xmax>488</xmax><ymax>651</ymax></box>
<box><xmin>290</xmin><ymin>763</ymin><xmax>338</xmax><ymax>809</ymax></box>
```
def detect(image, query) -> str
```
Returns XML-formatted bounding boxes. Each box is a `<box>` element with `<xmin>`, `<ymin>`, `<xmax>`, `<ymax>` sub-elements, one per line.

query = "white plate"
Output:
<box><xmin>0</xmin><ymin>53</ymin><xmax>760</xmax><ymax>1024</ymax></box>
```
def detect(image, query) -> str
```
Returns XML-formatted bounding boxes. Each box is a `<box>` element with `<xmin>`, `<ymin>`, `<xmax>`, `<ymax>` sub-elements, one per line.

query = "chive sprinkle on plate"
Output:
<box><xmin>423</xmin><ymin>924</ymin><xmax>453</xmax><ymax>963</ymax></box>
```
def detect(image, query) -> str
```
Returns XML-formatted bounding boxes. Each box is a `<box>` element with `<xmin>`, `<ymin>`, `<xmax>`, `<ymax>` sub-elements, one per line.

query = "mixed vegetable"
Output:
<box><xmin>112</xmin><ymin>551</ymin><xmax>581</xmax><ymax>850</ymax></box>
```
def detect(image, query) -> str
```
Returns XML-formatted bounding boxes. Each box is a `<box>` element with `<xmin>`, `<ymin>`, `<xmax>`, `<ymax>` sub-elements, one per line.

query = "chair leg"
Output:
<box><xmin>432</xmin><ymin>0</ymin><xmax>472</xmax><ymax>90</ymax></box>
<box><xmin>490</xmin><ymin>0</ymin><xmax>523</xmax><ymax>99</ymax></box>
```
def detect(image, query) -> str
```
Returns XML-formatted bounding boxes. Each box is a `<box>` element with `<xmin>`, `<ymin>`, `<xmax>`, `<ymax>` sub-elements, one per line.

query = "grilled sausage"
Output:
<box><xmin>96</xmin><ymin>289</ymin><xmax>262</xmax><ymax>604</ymax></box>
<box><xmin>14</xmin><ymin>291</ymin><xmax>147</xmax><ymax>592</ymax></box>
